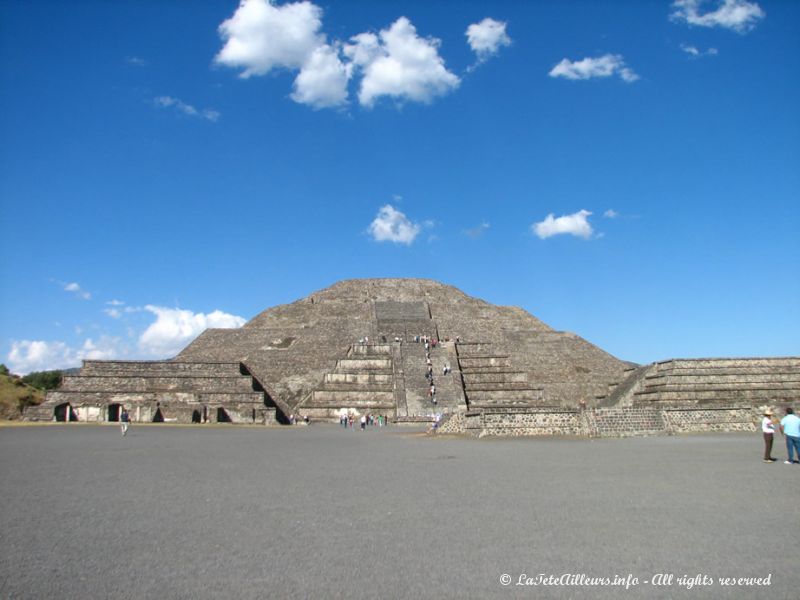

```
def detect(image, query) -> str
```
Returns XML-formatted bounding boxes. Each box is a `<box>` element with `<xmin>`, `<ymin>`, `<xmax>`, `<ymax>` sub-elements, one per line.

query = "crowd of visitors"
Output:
<box><xmin>339</xmin><ymin>412</ymin><xmax>388</xmax><ymax>430</ymax></box>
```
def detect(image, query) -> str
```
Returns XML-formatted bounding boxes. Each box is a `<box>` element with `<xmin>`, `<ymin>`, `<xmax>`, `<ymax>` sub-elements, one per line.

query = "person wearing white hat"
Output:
<box><xmin>761</xmin><ymin>408</ymin><xmax>777</xmax><ymax>463</ymax></box>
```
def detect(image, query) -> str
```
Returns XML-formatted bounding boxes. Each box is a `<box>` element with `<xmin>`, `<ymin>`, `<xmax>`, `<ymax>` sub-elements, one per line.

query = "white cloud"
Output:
<box><xmin>215</xmin><ymin>3</ymin><xmax>463</xmax><ymax>110</ymax></box>
<box><xmin>671</xmin><ymin>0</ymin><xmax>765</xmax><ymax>33</ymax></box>
<box><xmin>104</xmin><ymin>308</ymin><xmax>122</xmax><ymax>319</ymax></box>
<box><xmin>7</xmin><ymin>302</ymin><xmax>245</xmax><ymax>372</ymax></box>
<box><xmin>603</xmin><ymin>209</ymin><xmax>619</xmax><ymax>218</ymax></box>
<box><xmin>367</xmin><ymin>204</ymin><xmax>421</xmax><ymax>245</ymax></box>
<box><xmin>466</xmin><ymin>18</ymin><xmax>511</xmax><ymax>62</ymax></box>
<box><xmin>680</xmin><ymin>43</ymin><xmax>719</xmax><ymax>57</ymax></box>
<box><xmin>80</xmin><ymin>336</ymin><xmax>126</xmax><ymax>360</ymax></box>
<box><xmin>215</xmin><ymin>0</ymin><xmax>324</xmax><ymax>77</ymax></box>
<box><xmin>138</xmin><ymin>306</ymin><xmax>246</xmax><ymax>358</ymax></box>
<box><xmin>7</xmin><ymin>341</ymin><xmax>79</xmax><ymax>374</ymax></box>
<box><xmin>291</xmin><ymin>43</ymin><xmax>351</xmax><ymax>108</ymax></box>
<box><xmin>345</xmin><ymin>17</ymin><xmax>460</xmax><ymax>107</ymax></box>
<box><xmin>6</xmin><ymin>336</ymin><xmax>126</xmax><ymax>374</ymax></box>
<box><xmin>64</xmin><ymin>282</ymin><xmax>91</xmax><ymax>300</ymax></box>
<box><xmin>107</xmin><ymin>299</ymin><xmax>125</xmax><ymax>306</ymax></box>
<box><xmin>155</xmin><ymin>96</ymin><xmax>220</xmax><ymax>122</ymax></box>
<box><xmin>126</xmin><ymin>56</ymin><xmax>147</xmax><ymax>67</ymax></box>
<box><xmin>682</xmin><ymin>44</ymin><xmax>700</xmax><ymax>56</ymax></box>
<box><xmin>215</xmin><ymin>0</ymin><xmax>349</xmax><ymax>108</ymax></box>
<box><xmin>549</xmin><ymin>54</ymin><xmax>639</xmax><ymax>83</ymax></box>
<box><xmin>464</xmin><ymin>222</ymin><xmax>490</xmax><ymax>239</ymax></box>
<box><xmin>532</xmin><ymin>210</ymin><xmax>594</xmax><ymax>240</ymax></box>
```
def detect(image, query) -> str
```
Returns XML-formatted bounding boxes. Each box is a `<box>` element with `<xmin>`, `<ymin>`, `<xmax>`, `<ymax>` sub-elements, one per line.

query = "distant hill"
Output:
<box><xmin>0</xmin><ymin>371</ymin><xmax>44</xmax><ymax>420</ymax></box>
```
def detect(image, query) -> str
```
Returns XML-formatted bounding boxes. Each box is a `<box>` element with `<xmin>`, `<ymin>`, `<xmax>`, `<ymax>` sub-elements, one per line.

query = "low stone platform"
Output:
<box><xmin>448</xmin><ymin>405</ymin><xmax>761</xmax><ymax>438</ymax></box>
<box><xmin>600</xmin><ymin>357</ymin><xmax>800</xmax><ymax>407</ymax></box>
<box><xmin>25</xmin><ymin>360</ymin><xmax>276</xmax><ymax>424</ymax></box>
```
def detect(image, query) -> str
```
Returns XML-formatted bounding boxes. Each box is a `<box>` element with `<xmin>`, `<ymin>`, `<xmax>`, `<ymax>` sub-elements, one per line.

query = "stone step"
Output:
<box><xmin>375</xmin><ymin>321</ymin><xmax>437</xmax><ymax>340</ymax></box>
<box><xmin>317</xmin><ymin>383</ymin><xmax>393</xmax><ymax>392</ymax></box>
<box><xmin>464</xmin><ymin>382</ymin><xmax>536</xmax><ymax>391</ymax></box>
<box><xmin>654</xmin><ymin>358</ymin><xmax>800</xmax><ymax>371</ymax></box>
<box><xmin>640</xmin><ymin>381</ymin><xmax>800</xmax><ymax>392</ymax></box>
<box><xmin>324</xmin><ymin>372</ymin><xmax>393</xmax><ymax>385</ymax></box>
<box><xmin>310</xmin><ymin>390</ymin><xmax>395</xmax><ymax>404</ymax></box>
<box><xmin>645</xmin><ymin>368</ymin><xmax>800</xmax><ymax>379</ymax></box>
<box><xmin>458</xmin><ymin>366</ymin><xmax>516</xmax><ymax>374</ymax></box>
<box><xmin>80</xmin><ymin>360</ymin><xmax>243</xmax><ymax>376</ymax></box>
<box><xmin>303</xmin><ymin>397</ymin><xmax>396</xmax><ymax>409</ymax></box>
<box><xmin>349</xmin><ymin>344</ymin><xmax>393</xmax><ymax>356</ymax></box>
<box><xmin>335</xmin><ymin>358</ymin><xmax>392</xmax><ymax>371</ymax></box>
<box><xmin>461</xmin><ymin>371</ymin><xmax>527</xmax><ymax>384</ymax></box>
<box><xmin>455</xmin><ymin>342</ymin><xmax>495</xmax><ymax>355</ymax></box>
<box><xmin>459</xmin><ymin>356</ymin><xmax>512</xmax><ymax>369</ymax></box>
<box><xmin>46</xmin><ymin>390</ymin><xmax>266</xmax><ymax>405</ymax></box>
<box><xmin>467</xmin><ymin>389</ymin><xmax>544</xmax><ymax>403</ymax></box>
<box><xmin>634</xmin><ymin>388</ymin><xmax>800</xmax><ymax>402</ymax></box>
<box><xmin>469</xmin><ymin>398</ymin><xmax>547</xmax><ymax>408</ymax></box>
<box><xmin>60</xmin><ymin>375</ymin><xmax>255</xmax><ymax>393</ymax></box>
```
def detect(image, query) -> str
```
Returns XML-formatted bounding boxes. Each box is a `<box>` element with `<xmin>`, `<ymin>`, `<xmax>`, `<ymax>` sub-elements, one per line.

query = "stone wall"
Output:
<box><xmin>662</xmin><ymin>407</ymin><xmax>757</xmax><ymax>433</ymax></box>
<box><xmin>466</xmin><ymin>408</ymin><xmax>584</xmax><ymax>437</ymax></box>
<box><xmin>461</xmin><ymin>406</ymin><xmax>761</xmax><ymax>438</ymax></box>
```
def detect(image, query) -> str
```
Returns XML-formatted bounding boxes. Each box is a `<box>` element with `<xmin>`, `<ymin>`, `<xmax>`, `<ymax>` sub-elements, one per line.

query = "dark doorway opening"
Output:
<box><xmin>192</xmin><ymin>409</ymin><xmax>202</xmax><ymax>423</ymax></box>
<box><xmin>108</xmin><ymin>403</ymin><xmax>122</xmax><ymax>422</ymax></box>
<box><xmin>152</xmin><ymin>408</ymin><xmax>164</xmax><ymax>423</ymax></box>
<box><xmin>216</xmin><ymin>407</ymin><xmax>232</xmax><ymax>423</ymax></box>
<box><xmin>54</xmin><ymin>403</ymin><xmax>77</xmax><ymax>422</ymax></box>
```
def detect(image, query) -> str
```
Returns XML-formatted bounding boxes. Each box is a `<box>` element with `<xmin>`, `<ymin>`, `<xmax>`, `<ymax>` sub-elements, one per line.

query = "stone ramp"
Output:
<box><xmin>24</xmin><ymin>360</ymin><xmax>274</xmax><ymax>424</ymax></box>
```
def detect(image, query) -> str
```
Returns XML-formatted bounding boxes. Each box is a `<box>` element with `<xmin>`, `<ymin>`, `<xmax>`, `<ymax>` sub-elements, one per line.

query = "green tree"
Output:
<box><xmin>21</xmin><ymin>370</ymin><xmax>63</xmax><ymax>390</ymax></box>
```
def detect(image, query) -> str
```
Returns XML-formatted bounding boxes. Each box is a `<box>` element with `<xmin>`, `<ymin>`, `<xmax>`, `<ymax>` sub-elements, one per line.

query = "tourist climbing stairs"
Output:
<box><xmin>398</xmin><ymin>339</ymin><xmax>465</xmax><ymax>417</ymax></box>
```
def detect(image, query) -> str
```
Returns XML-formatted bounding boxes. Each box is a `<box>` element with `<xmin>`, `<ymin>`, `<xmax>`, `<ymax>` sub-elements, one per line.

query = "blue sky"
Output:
<box><xmin>1</xmin><ymin>0</ymin><xmax>798</xmax><ymax>373</ymax></box>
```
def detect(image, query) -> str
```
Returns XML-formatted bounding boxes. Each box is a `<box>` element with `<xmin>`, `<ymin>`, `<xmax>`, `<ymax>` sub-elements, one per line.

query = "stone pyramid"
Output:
<box><xmin>175</xmin><ymin>278</ymin><xmax>631</xmax><ymax>420</ymax></box>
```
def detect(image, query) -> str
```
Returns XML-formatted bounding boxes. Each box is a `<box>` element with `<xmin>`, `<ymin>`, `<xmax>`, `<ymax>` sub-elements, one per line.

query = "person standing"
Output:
<box><xmin>120</xmin><ymin>408</ymin><xmax>130</xmax><ymax>436</ymax></box>
<box><xmin>761</xmin><ymin>409</ymin><xmax>777</xmax><ymax>463</ymax></box>
<box><xmin>360</xmin><ymin>414</ymin><xmax>367</xmax><ymax>431</ymax></box>
<box><xmin>779</xmin><ymin>407</ymin><xmax>800</xmax><ymax>464</ymax></box>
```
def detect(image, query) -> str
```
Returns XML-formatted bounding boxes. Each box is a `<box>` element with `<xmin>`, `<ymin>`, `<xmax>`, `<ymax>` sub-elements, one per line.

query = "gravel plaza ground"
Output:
<box><xmin>0</xmin><ymin>423</ymin><xmax>797</xmax><ymax>600</ymax></box>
